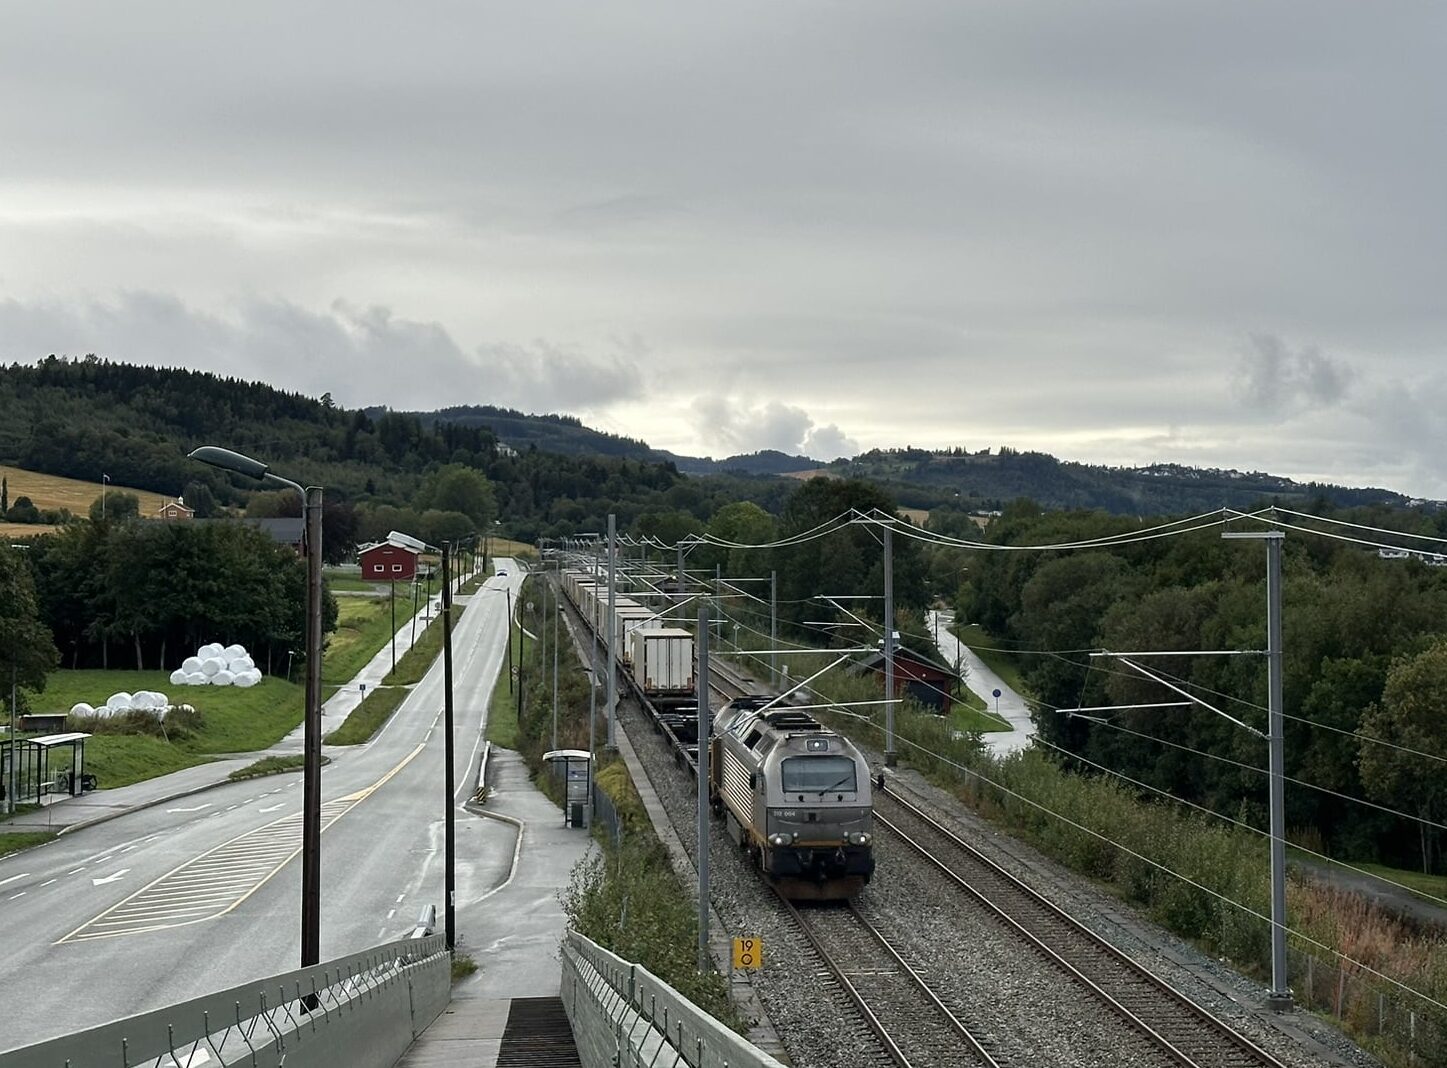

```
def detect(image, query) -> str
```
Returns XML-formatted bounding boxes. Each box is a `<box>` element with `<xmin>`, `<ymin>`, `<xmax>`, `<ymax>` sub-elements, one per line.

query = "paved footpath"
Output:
<box><xmin>4</xmin><ymin>577</ymin><xmax>460</xmax><ymax>837</ymax></box>
<box><xmin>927</xmin><ymin>608</ymin><xmax>1036</xmax><ymax>756</ymax></box>
<box><xmin>397</xmin><ymin>747</ymin><xmax>592</xmax><ymax>1066</ymax></box>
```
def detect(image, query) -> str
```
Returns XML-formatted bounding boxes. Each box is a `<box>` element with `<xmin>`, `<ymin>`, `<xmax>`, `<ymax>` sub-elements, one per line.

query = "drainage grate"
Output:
<box><xmin>496</xmin><ymin>996</ymin><xmax>582</xmax><ymax>1067</ymax></box>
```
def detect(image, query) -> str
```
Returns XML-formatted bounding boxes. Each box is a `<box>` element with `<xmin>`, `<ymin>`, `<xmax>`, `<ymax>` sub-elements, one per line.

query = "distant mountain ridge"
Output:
<box><xmin>401</xmin><ymin>404</ymin><xmax>1430</xmax><ymax>514</ymax></box>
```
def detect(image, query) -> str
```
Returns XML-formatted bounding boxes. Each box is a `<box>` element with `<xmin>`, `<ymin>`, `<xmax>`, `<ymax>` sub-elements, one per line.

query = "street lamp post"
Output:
<box><xmin>189</xmin><ymin>446</ymin><xmax>324</xmax><ymax>975</ymax></box>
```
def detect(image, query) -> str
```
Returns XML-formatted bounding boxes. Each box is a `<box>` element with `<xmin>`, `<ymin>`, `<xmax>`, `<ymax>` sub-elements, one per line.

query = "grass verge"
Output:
<box><xmin>484</xmin><ymin>621</ymin><xmax>529</xmax><ymax>749</ymax></box>
<box><xmin>323</xmin><ymin>596</ymin><xmax>399</xmax><ymax>684</ymax></box>
<box><xmin>383</xmin><ymin>606</ymin><xmax>463</xmax><ymax>686</ymax></box>
<box><xmin>1</xmin><ymin>831</ymin><xmax>57</xmax><ymax>857</ymax></box>
<box><xmin>324</xmin><ymin>687</ymin><xmax>407</xmax><ymax>745</ymax></box>
<box><xmin>227</xmin><ymin>753</ymin><xmax>331</xmax><ymax>781</ymax></box>
<box><xmin>954</xmin><ymin>622</ymin><xmax>1032</xmax><ymax>697</ymax></box>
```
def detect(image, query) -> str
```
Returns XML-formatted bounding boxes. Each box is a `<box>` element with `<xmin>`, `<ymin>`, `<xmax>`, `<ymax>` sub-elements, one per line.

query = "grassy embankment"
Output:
<box><xmin>323</xmin><ymin>596</ymin><xmax>400</xmax><ymax>684</ymax></box>
<box><xmin>33</xmin><ymin>672</ymin><xmax>304</xmax><ymax>788</ymax></box>
<box><xmin>1</xmin><ymin>831</ymin><xmax>57</xmax><ymax>857</ymax></box>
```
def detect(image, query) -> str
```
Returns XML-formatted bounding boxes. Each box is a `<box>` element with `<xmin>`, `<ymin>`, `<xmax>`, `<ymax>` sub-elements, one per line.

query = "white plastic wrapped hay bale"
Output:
<box><xmin>211</xmin><ymin>670</ymin><xmax>235</xmax><ymax>687</ymax></box>
<box><xmin>201</xmin><ymin>658</ymin><xmax>223</xmax><ymax>678</ymax></box>
<box><xmin>182</xmin><ymin>656</ymin><xmax>203</xmax><ymax>673</ymax></box>
<box><xmin>185</xmin><ymin>671</ymin><xmax>208</xmax><ymax>685</ymax></box>
<box><xmin>106</xmin><ymin>692</ymin><xmax>133</xmax><ymax>711</ymax></box>
<box><xmin>223</xmin><ymin>644</ymin><xmax>247</xmax><ymax>661</ymax></box>
<box><xmin>170</xmin><ymin>669</ymin><xmax>188</xmax><ymax>685</ymax></box>
<box><xmin>198</xmin><ymin>643</ymin><xmax>224</xmax><ymax>660</ymax></box>
<box><xmin>70</xmin><ymin>702</ymin><xmax>95</xmax><ymax>718</ymax></box>
<box><xmin>233</xmin><ymin>671</ymin><xmax>260</xmax><ymax>688</ymax></box>
<box><xmin>136</xmin><ymin>691</ymin><xmax>169</xmax><ymax>710</ymax></box>
<box><xmin>228</xmin><ymin>656</ymin><xmax>255</xmax><ymax>674</ymax></box>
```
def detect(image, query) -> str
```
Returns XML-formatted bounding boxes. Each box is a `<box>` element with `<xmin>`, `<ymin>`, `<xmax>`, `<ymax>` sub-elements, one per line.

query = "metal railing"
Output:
<box><xmin>1</xmin><ymin>935</ymin><xmax>451</xmax><ymax>1068</ymax></box>
<box><xmin>561</xmin><ymin>930</ymin><xmax>783</xmax><ymax>1068</ymax></box>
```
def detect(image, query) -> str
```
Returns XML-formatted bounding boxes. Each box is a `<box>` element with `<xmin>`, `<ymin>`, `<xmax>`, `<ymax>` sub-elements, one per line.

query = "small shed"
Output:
<box><xmin>358</xmin><ymin>541</ymin><xmax>419</xmax><ymax>582</ymax></box>
<box><xmin>0</xmin><ymin>732</ymin><xmax>94</xmax><ymax>806</ymax></box>
<box><xmin>853</xmin><ymin>646</ymin><xmax>958</xmax><ymax>715</ymax></box>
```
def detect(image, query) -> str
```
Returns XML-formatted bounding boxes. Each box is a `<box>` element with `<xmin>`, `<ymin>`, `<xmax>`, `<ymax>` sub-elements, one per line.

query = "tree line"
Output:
<box><xmin>956</xmin><ymin>501</ymin><xmax>1447</xmax><ymax>875</ymax></box>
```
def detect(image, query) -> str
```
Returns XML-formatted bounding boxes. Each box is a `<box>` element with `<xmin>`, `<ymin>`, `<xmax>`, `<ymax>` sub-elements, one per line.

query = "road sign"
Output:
<box><xmin>992</xmin><ymin>688</ymin><xmax>1001</xmax><ymax>699</ymax></box>
<box><xmin>732</xmin><ymin>936</ymin><xmax>762</xmax><ymax>970</ymax></box>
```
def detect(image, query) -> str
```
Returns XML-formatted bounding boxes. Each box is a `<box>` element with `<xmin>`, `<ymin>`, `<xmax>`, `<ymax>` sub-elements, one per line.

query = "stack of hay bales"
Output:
<box><xmin>70</xmin><ymin>690</ymin><xmax>178</xmax><ymax>720</ymax></box>
<box><xmin>169</xmin><ymin>643</ymin><xmax>263</xmax><ymax>688</ymax></box>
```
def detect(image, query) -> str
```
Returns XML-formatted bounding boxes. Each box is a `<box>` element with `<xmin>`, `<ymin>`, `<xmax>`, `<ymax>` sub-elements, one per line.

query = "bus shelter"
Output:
<box><xmin>543</xmin><ymin>749</ymin><xmax>593</xmax><ymax>829</ymax></box>
<box><xmin>0</xmin><ymin>733</ymin><xmax>93</xmax><ymax>806</ymax></box>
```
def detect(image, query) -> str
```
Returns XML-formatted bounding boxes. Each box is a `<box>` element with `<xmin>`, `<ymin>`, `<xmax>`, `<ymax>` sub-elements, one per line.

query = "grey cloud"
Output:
<box><xmin>690</xmin><ymin>396</ymin><xmax>857</xmax><ymax>461</ymax></box>
<box><xmin>1233</xmin><ymin>334</ymin><xmax>1355</xmax><ymax>414</ymax></box>
<box><xmin>474</xmin><ymin>340</ymin><xmax>643</xmax><ymax>412</ymax></box>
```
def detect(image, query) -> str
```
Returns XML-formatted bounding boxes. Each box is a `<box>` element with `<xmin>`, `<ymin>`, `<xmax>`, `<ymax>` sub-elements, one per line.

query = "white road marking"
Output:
<box><xmin>59</xmin><ymin>744</ymin><xmax>427</xmax><ymax>943</ymax></box>
<box><xmin>396</xmin><ymin>893</ymin><xmax>405</xmax><ymax>903</ymax></box>
<box><xmin>41</xmin><ymin>879</ymin><xmax>56</xmax><ymax>887</ymax></box>
<box><xmin>9</xmin><ymin>892</ymin><xmax>25</xmax><ymax>900</ymax></box>
<box><xmin>386</xmin><ymin>908</ymin><xmax>396</xmax><ymax>919</ymax></box>
<box><xmin>165</xmin><ymin>803</ymin><xmax>213</xmax><ymax>814</ymax></box>
<box><xmin>119</xmin><ymin>845</ymin><xmax>135</xmax><ymax>853</ymax></box>
<box><xmin>67</xmin><ymin>868</ymin><xmax>85</xmax><ymax>875</ymax></box>
<box><xmin>92</xmin><ymin>869</ymin><xmax>130</xmax><ymax>886</ymax></box>
<box><xmin>258</xmin><ymin>804</ymin><xmax>284</xmax><ymax>814</ymax></box>
<box><xmin>0</xmin><ymin>873</ymin><xmax>29</xmax><ymax>888</ymax></box>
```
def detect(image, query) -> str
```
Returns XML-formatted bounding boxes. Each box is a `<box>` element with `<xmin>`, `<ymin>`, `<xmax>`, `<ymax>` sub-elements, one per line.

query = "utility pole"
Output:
<box><xmin>505</xmin><ymin>588</ymin><xmax>513</xmax><ymax>693</ymax></box>
<box><xmin>606</xmin><ymin>514</ymin><xmax>617</xmax><ymax>750</ymax></box>
<box><xmin>883</xmin><ymin>523</ymin><xmax>896</xmax><ymax>767</ymax></box>
<box><xmin>551</xmin><ymin>561</ymin><xmax>560</xmax><ymax>751</ymax></box>
<box><xmin>696</xmin><ymin>599</ymin><xmax>711</xmax><ymax>973</ymax></box>
<box><xmin>588</xmin><ymin>567</ymin><xmax>599</xmax><ymax>826</ymax></box>
<box><xmin>770</xmin><ymin>569</ymin><xmax>779</xmax><ymax>690</ymax></box>
<box><xmin>7</xmin><ymin>664</ymin><xmax>16</xmax><ymax>816</ymax></box>
<box><xmin>301</xmin><ymin>485</ymin><xmax>324</xmax><ymax>975</ymax></box>
<box><xmin>389</xmin><ymin>580</ymin><xmax>396</xmax><ymax>676</ymax></box>
<box><xmin>1264</xmin><ymin>532</ymin><xmax>1291</xmax><ymax>1011</ymax></box>
<box><xmin>714</xmin><ymin>563</ymin><xmax>722</xmax><ymax>642</ymax></box>
<box><xmin>441</xmin><ymin>544</ymin><xmax>456</xmax><ymax>951</ymax></box>
<box><xmin>1222</xmin><ymin>527</ymin><xmax>1292</xmax><ymax>1010</ymax></box>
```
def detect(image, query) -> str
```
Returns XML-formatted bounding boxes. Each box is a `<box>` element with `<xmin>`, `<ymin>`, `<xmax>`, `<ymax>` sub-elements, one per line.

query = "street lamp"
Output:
<box><xmin>387</xmin><ymin>529</ymin><xmax>458</xmax><ymax>952</ymax></box>
<box><xmin>189</xmin><ymin>446</ymin><xmax>323</xmax><ymax>976</ymax></box>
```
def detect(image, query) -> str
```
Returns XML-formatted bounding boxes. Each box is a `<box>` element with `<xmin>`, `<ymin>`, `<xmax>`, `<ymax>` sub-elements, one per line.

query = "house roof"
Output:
<box><xmin>852</xmin><ymin>644</ymin><xmax>956</xmax><ymax>676</ymax></box>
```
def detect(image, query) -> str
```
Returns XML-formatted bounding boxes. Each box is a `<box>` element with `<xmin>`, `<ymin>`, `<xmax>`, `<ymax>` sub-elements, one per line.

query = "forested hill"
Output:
<box><xmin>0</xmin><ymin>357</ymin><xmax>685</xmax><ymax>539</ymax></box>
<box><xmin>827</xmin><ymin>448</ymin><xmax>1424</xmax><ymax>514</ymax></box>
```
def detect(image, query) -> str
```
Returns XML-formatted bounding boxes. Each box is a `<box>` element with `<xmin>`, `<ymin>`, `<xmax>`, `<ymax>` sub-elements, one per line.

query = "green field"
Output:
<box><xmin>322</xmin><ymin>596</ymin><xmax>398</xmax><ymax>684</ymax></box>
<box><xmin>325</xmin><ymin>687</ymin><xmax>407</xmax><ymax>745</ymax></box>
<box><xmin>1</xmin><ymin>831</ymin><xmax>56</xmax><ymax>857</ymax></box>
<box><xmin>34</xmin><ymin>670</ymin><xmax>305</xmax><ymax>788</ymax></box>
<box><xmin>950</xmin><ymin>702</ymin><xmax>1011</xmax><ymax>733</ymax></box>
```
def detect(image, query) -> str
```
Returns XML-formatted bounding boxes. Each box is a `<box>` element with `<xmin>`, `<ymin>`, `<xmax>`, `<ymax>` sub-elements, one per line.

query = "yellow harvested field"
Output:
<box><xmin>0</xmin><ymin>465</ymin><xmax>169</xmax><ymax>516</ymax></box>
<box><xmin>489</xmin><ymin>537</ymin><xmax>538</xmax><ymax>559</ymax></box>
<box><xmin>900</xmin><ymin>507</ymin><xmax>930</xmax><ymax>525</ymax></box>
<box><xmin>0</xmin><ymin>522</ymin><xmax>61</xmax><ymax>539</ymax></box>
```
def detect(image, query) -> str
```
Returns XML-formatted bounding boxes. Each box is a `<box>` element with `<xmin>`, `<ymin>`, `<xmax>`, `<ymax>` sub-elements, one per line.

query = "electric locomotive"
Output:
<box><xmin>709</xmin><ymin>696</ymin><xmax>875</xmax><ymax>900</ymax></box>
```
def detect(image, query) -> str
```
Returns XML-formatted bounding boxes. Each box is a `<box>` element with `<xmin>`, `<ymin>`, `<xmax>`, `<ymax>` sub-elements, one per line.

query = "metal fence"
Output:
<box><xmin>1289</xmin><ymin>945</ymin><xmax>1445</xmax><ymax>1067</ymax></box>
<box><xmin>561</xmin><ymin>930</ymin><xmax>783</xmax><ymax>1068</ymax></box>
<box><xmin>0</xmin><ymin>935</ymin><xmax>452</xmax><ymax>1068</ymax></box>
<box><xmin>590</xmin><ymin>782</ymin><xmax>623</xmax><ymax>847</ymax></box>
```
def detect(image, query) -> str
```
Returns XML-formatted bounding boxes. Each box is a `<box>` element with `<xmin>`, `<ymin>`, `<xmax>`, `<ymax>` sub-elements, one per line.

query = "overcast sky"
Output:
<box><xmin>3</xmin><ymin>3</ymin><xmax>1446</xmax><ymax>495</ymax></box>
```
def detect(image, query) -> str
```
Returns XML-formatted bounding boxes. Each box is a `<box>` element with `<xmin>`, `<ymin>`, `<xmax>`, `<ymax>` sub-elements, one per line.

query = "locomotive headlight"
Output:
<box><xmin>849</xmin><ymin>831</ymin><xmax>872</xmax><ymax>846</ymax></box>
<box><xmin>768</xmin><ymin>833</ymin><xmax>793</xmax><ymax>847</ymax></box>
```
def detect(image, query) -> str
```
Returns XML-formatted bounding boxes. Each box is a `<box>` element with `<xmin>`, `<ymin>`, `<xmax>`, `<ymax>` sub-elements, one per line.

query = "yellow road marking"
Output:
<box><xmin>58</xmin><ymin>745</ymin><xmax>426</xmax><ymax>944</ymax></box>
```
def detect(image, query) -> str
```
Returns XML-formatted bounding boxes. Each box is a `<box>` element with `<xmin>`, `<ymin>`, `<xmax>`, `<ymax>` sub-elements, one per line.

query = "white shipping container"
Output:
<box><xmin>631</xmin><ymin>628</ymin><xmax>695</xmax><ymax>694</ymax></box>
<box><xmin>615</xmin><ymin>607</ymin><xmax>662</xmax><ymax>663</ymax></box>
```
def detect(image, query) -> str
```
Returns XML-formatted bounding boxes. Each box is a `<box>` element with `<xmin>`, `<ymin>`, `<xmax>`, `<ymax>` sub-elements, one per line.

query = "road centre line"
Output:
<box><xmin>0</xmin><ymin>873</ymin><xmax>29</xmax><ymax>888</ymax></box>
<box><xmin>9</xmin><ymin>893</ymin><xmax>26</xmax><ymax>900</ymax></box>
<box><xmin>58</xmin><ymin>743</ymin><xmax>426</xmax><ymax>944</ymax></box>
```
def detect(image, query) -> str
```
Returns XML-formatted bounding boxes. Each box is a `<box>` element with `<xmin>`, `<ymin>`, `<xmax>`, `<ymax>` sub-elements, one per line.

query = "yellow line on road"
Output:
<box><xmin>57</xmin><ymin>745</ymin><xmax>426</xmax><ymax>944</ymax></box>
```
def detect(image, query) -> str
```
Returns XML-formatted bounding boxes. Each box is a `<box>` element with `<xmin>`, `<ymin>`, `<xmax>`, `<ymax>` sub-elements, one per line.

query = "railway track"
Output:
<box><xmin>780</xmin><ymin>895</ymin><xmax>1006</xmax><ymax>1068</ymax></box>
<box><xmin>876</xmin><ymin>788</ymin><xmax>1292</xmax><ymax>1068</ymax></box>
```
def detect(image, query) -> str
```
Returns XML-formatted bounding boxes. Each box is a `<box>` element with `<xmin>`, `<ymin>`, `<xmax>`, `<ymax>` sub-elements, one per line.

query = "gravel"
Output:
<box><xmin>614</xmin><ymin>660</ymin><xmax>1382</xmax><ymax>1068</ymax></box>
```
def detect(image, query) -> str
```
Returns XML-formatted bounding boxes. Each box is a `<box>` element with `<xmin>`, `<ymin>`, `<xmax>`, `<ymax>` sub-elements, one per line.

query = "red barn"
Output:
<box><xmin>358</xmin><ymin>541</ymin><xmax>418</xmax><ymax>582</ymax></box>
<box><xmin>853</xmin><ymin>645</ymin><xmax>958</xmax><ymax>715</ymax></box>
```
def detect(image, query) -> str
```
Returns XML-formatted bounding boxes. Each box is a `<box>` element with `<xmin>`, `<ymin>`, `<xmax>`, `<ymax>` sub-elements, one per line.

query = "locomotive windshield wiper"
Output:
<box><xmin>815</xmin><ymin>775</ymin><xmax>853</xmax><ymax>796</ymax></box>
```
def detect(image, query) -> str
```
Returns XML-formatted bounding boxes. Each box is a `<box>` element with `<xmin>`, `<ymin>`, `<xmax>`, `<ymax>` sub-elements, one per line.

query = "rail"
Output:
<box><xmin>877</xmin><ymin>786</ymin><xmax>1292</xmax><ymax>1068</ymax></box>
<box><xmin>0</xmin><ymin>934</ymin><xmax>451</xmax><ymax>1068</ymax></box>
<box><xmin>561</xmin><ymin>929</ymin><xmax>784</xmax><ymax>1068</ymax></box>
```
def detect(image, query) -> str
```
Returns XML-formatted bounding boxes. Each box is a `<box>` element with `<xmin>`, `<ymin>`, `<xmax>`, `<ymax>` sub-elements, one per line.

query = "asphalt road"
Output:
<box><xmin>0</xmin><ymin>562</ymin><xmax>526</xmax><ymax>1052</ymax></box>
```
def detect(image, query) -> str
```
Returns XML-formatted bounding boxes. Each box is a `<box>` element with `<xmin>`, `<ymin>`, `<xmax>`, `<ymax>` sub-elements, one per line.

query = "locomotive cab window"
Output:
<box><xmin>781</xmin><ymin>755</ymin><xmax>856</xmax><ymax>795</ymax></box>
